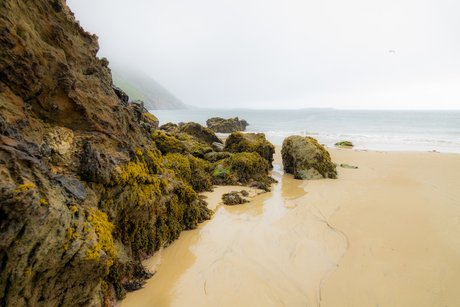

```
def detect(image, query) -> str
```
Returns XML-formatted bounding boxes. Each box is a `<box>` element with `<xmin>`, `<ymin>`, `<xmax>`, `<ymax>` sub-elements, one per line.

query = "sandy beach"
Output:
<box><xmin>121</xmin><ymin>147</ymin><xmax>460</xmax><ymax>307</ymax></box>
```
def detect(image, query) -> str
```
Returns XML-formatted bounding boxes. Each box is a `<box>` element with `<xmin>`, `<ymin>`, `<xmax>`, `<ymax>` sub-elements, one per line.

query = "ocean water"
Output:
<box><xmin>151</xmin><ymin>109</ymin><xmax>460</xmax><ymax>153</ymax></box>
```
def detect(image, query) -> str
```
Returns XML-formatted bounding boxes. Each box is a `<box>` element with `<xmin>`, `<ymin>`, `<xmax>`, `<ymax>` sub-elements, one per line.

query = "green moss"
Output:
<box><xmin>143</xmin><ymin>113</ymin><xmax>158</xmax><ymax>123</ymax></box>
<box><xmin>151</xmin><ymin>130</ymin><xmax>182</xmax><ymax>154</ymax></box>
<box><xmin>335</xmin><ymin>141</ymin><xmax>354</xmax><ymax>147</ymax></box>
<box><xmin>224</xmin><ymin>132</ymin><xmax>275</xmax><ymax>167</ymax></box>
<box><xmin>214</xmin><ymin>152</ymin><xmax>275</xmax><ymax>189</ymax></box>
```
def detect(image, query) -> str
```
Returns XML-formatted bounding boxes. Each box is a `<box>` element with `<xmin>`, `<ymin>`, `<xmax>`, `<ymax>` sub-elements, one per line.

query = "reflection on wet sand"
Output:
<box><xmin>121</xmin><ymin>150</ymin><xmax>348</xmax><ymax>307</ymax></box>
<box><xmin>122</xmin><ymin>147</ymin><xmax>460</xmax><ymax>307</ymax></box>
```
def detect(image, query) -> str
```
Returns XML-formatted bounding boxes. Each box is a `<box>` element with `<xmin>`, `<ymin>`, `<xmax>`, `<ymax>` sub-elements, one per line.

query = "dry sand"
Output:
<box><xmin>121</xmin><ymin>147</ymin><xmax>460</xmax><ymax>307</ymax></box>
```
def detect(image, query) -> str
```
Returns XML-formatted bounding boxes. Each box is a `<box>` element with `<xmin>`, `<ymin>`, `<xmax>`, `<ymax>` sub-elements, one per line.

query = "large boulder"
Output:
<box><xmin>180</xmin><ymin>122</ymin><xmax>222</xmax><ymax>145</ymax></box>
<box><xmin>206</xmin><ymin>117</ymin><xmax>249</xmax><ymax>133</ymax></box>
<box><xmin>282</xmin><ymin>136</ymin><xmax>337</xmax><ymax>180</ymax></box>
<box><xmin>224</xmin><ymin>132</ymin><xmax>275</xmax><ymax>168</ymax></box>
<box><xmin>212</xmin><ymin>152</ymin><xmax>276</xmax><ymax>190</ymax></box>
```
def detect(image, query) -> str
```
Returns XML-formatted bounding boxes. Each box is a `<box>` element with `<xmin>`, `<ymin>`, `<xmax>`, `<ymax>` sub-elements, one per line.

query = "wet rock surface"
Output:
<box><xmin>282</xmin><ymin>136</ymin><xmax>337</xmax><ymax>180</ymax></box>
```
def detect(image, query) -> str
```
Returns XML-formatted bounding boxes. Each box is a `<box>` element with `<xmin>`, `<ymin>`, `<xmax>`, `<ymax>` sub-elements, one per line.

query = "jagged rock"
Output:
<box><xmin>224</xmin><ymin>132</ymin><xmax>275</xmax><ymax>168</ymax></box>
<box><xmin>79</xmin><ymin>141</ymin><xmax>113</xmax><ymax>184</ymax></box>
<box><xmin>282</xmin><ymin>136</ymin><xmax>337</xmax><ymax>180</ymax></box>
<box><xmin>0</xmin><ymin>1</ymin><xmax>213</xmax><ymax>306</ymax></box>
<box><xmin>180</xmin><ymin>122</ymin><xmax>222</xmax><ymax>145</ymax></box>
<box><xmin>206</xmin><ymin>117</ymin><xmax>249</xmax><ymax>133</ymax></box>
<box><xmin>112</xmin><ymin>85</ymin><xmax>129</xmax><ymax>106</ymax></box>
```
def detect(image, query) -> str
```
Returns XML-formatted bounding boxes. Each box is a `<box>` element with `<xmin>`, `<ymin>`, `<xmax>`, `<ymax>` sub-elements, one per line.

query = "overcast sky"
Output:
<box><xmin>67</xmin><ymin>0</ymin><xmax>460</xmax><ymax>110</ymax></box>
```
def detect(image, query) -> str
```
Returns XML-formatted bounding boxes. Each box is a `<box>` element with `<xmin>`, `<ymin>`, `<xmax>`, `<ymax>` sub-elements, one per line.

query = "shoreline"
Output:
<box><xmin>122</xmin><ymin>146</ymin><xmax>460</xmax><ymax>307</ymax></box>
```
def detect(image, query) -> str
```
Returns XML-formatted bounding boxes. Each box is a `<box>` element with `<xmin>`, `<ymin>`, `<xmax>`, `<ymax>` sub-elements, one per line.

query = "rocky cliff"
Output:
<box><xmin>0</xmin><ymin>1</ymin><xmax>274</xmax><ymax>306</ymax></box>
<box><xmin>0</xmin><ymin>1</ymin><xmax>210</xmax><ymax>306</ymax></box>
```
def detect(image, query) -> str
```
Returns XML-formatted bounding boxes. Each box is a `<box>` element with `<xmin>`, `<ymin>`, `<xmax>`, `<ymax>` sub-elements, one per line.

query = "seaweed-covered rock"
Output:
<box><xmin>222</xmin><ymin>191</ymin><xmax>248</xmax><ymax>205</ymax></box>
<box><xmin>159</xmin><ymin>122</ymin><xmax>180</xmax><ymax>133</ymax></box>
<box><xmin>0</xmin><ymin>1</ymin><xmax>213</xmax><ymax>305</ymax></box>
<box><xmin>204</xmin><ymin>151</ymin><xmax>232</xmax><ymax>163</ymax></box>
<box><xmin>142</xmin><ymin>113</ymin><xmax>159</xmax><ymax>130</ymax></box>
<box><xmin>180</xmin><ymin>122</ymin><xmax>222</xmax><ymax>145</ymax></box>
<box><xmin>173</xmin><ymin>132</ymin><xmax>213</xmax><ymax>159</ymax></box>
<box><xmin>224</xmin><ymin>132</ymin><xmax>275</xmax><ymax>168</ymax></box>
<box><xmin>212</xmin><ymin>142</ymin><xmax>225</xmax><ymax>152</ymax></box>
<box><xmin>151</xmin><ymin>130</ymin><xmax>182</xmax><ymax>154</ymax></box>
<box><xmin>335</xmin><ymin>141</ymin><xmax>354</xmax><ymax>147</ymax></box>
<box><xmin>163</xmin><ymin>153</ymin><xmax>213</xmax><ymax>192</ymax></box>
<box><xmin>214</xmin><ymin>152</ymin><xmax>275</xmax><ymax>190</ymax></box>
<box><xmin>206</xmin><ymin>117</ymin><xmax>249</xmax><ymax>133</ymax></box>
<box><xmin>282</xmin><ymin>136</ymin><xmax>337</xmax><ymax>180</ymax></box>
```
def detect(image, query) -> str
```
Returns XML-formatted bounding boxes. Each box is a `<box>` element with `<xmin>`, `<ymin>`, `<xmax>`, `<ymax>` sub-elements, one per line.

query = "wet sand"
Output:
<box><xmin>121</xmin><ymin>147</ymin><xmax>460</xmax><ymax>307</ymax></box>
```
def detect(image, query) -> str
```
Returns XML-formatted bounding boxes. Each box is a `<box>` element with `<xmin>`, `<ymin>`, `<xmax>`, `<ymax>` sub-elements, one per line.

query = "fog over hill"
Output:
<box><xmin>111</xmin><ymin>65</ymin><xmax>187</xmax><ymax>110</ymax></box>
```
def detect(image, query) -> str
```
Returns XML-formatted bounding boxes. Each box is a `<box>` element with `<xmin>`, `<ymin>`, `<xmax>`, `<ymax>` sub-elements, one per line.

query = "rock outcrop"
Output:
<box><xmin>206</xmin><ymin>117</ymin><xmax>249</xmax><ymax>133</ymax></box>
<box><xmin>224</xmin><ymin>132</ymin><xmax>275</xmax><ymax>168</ymax></box>
<box><xmin>180</xmin><ymin>122</ymin><xmax>222</xmax><ymax>146</ymax></box>
<box><xmin>281</xmin><ymin>136</ymin><xmax>337</xmax><ymax>180</ymax></box>
<box><xmin>0</xmin><ymin>1</ymin><xmax>276</xmax><ymax>307</ymax></box>
<box><xmin>0</xmin><ymin>1</ymin><xmax>212</xmax><ymax>306</ymax></box>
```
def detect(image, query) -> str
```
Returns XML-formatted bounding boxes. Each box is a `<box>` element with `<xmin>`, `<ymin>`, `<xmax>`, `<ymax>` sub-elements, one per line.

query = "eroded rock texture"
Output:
<box><xmin>0</xmin><ymin>1</ymin><xmax>211</xmax><ymax>306</ymax></box>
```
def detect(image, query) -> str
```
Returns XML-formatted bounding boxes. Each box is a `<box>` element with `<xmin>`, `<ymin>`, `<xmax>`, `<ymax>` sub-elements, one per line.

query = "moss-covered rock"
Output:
<box><xmin>221</xmin><ymin>191</ymin><xmax>248</xmax><ymax>205</ymax></box>
<box><xmin>180</xmin><ymin>122</ymin><xmax>222</xmax><ymax>145</ymax></box>
<box><xmin>213</xmin><ymin>152</ymin><xmax>276</xmax><ymax>190</ymax></box>
<box><xmin>206</xmin><ymin>117</ymin><xmax>249</xmax><ymax>133</ymax></box>
<box><xmin>224</xmin><ymin>132</ymin><xmax>275</xmax><ymax>168</ymax></box>
<box><xmin>142</xmin><ymin>113</ymin><xmax>159</xmax><ymax>130</ymax></box>
<box><xmin>151</xmin><ymin>130</ymin><xmax>182</xmax><ymax>154</ymax></box>
<box><xmin>204</xmin><ymin>151</ymin><xmax>232</xmax><ymax>163</ymax></box>
<box><xmin>172</xmin><ymin>132</ymin><xmax>213</xmax><ymax>159</ymax></box>
<box><xmin>335</xmin><ymin>141</ymin><xmax>354</xmax><ymax>147</ymax></box>
<box><xmin>0</xmin><ymin>1</ymin><xmax>214</xmax><ymax>305</ymax></box>
<box><xmin>282</xmin><ymin>136</ymin><xmax>337</xmax><ymax>180</ymax></box>
<box><xmin>163</xmin><ymin>153</ymin><xmax>213</xmax><ymax>192</ymax></box>
<box><xmin>159</xmin><ymin>122</ymin><xmax>180</xmax><ymax>133</ymax></box>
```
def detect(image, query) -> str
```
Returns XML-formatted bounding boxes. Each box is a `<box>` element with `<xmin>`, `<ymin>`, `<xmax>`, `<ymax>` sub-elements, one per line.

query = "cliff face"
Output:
<box><xmin>0</xmin><ymin>1</ymin><xmax>210</xmax><ymax>306</ymax></box>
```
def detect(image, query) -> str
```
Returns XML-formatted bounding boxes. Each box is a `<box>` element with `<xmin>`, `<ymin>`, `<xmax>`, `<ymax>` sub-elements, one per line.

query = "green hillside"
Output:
<box><xmin>111</xmin><ymin>66</ymin><xmax>187</xmax><ymax>110</ymax></box>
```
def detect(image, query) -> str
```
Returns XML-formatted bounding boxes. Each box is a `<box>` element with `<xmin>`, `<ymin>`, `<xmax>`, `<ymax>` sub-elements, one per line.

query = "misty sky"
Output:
<box><xmin>67</xmin><ymin>0</ymin><xmax>460</xmax><ymax>110</ymax></box>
